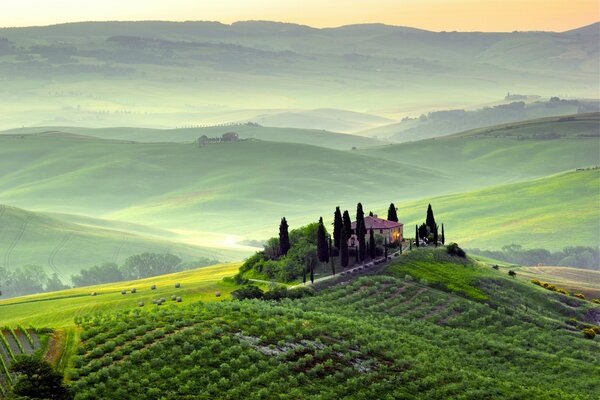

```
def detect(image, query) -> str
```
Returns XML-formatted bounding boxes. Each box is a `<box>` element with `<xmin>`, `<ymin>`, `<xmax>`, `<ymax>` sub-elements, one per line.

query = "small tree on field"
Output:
<box><xmin>387</xmin><ymin>203</ymin><xmax>398</xmax><ymax>222</ymax></box>
<box><xmin>279</xmin><ymin>217</ymin><xmax>290</xmax><ymax>256</ymax></box>
<box><xmin>415</xmin><ymin>225</ymin><xmax>420</xmax><ymax>247</ymax></box>
<box><xmin>441</xmin><ymin>223</ymin><xmax>445</xmax><ymax>244</ymax></box>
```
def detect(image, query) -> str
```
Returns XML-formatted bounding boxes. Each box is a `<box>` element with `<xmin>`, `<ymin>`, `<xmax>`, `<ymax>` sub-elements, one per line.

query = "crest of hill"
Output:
<box><xmin>564</xmin><ymin>22</ymin><xmax>600</xmax><ymax>35</ymax></box>
<box><xmin>0</xmin><ymin>125</ymin><xmax>384</xmax><ymax>149</ymax></box>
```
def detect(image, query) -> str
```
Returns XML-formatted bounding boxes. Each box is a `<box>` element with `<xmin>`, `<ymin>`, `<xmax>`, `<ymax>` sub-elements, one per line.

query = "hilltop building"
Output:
<box><xmin>351</xmin><ymin>215</ymin><xmax>403</xmax><ymax>244</ymax></box>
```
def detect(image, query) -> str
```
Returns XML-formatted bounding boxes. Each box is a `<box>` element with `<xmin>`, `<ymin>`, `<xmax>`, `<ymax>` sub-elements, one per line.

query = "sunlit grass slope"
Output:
<box><xmin>392</xmin><ymin>170</ymin><xmax>599</xmax><ymax>250</ymax></box>
<box><xmin>0</xmin><ymin>205</ymin><xmax>247</xmax><ymax>277</ymax></box>
<box><xmin>0</xmin><ymin>263</ymin><xmax>243</xmax><ymax>329</ymax></box>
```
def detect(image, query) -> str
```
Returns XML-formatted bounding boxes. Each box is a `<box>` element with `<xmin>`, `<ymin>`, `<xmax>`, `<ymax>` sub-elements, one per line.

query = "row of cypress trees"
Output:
<box><xmin>278</xmin><ymin>202</ymin><xmax>401</xmax><ymax>283</ymax></box>
<box><xmin>414</xmin><ymin>204</ymin><xmax>445</xmax><ymax>247</ymax></box>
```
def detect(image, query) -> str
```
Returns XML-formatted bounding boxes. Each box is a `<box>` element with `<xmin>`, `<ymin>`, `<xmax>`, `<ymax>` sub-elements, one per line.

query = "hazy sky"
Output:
<box><xmin>2</xmin><ymin>0</ymin><xmax>598</xmax><ymax>31</ymax></box>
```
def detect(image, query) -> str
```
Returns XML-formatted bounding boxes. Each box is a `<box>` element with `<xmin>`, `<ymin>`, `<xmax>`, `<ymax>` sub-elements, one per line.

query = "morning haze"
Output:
<box><xmin>0</xmin><ymin>1</ymin><xmax>598</xmax><ymax>399</ymax></box>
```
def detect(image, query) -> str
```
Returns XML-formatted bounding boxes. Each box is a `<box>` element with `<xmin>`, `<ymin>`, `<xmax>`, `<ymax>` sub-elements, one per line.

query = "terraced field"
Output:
<box><xmin>66</xmin><ymin>272</ymin><xmax>600</xmax><ymax>400</ymax></box>
<box><xmin>0</xmin><ymin>327</ymin><xmax>47</xmax><ymax>395</ymax></box>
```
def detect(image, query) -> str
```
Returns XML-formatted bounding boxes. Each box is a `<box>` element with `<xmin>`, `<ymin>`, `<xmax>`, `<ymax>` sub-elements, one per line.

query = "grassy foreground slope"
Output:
<box><xmin>63</xmin><ymin>249</ymin><xmax>599</xmax><ymax>399</ymax></box>
<box><xmin>0</xmin><ymin>205</ymin><xmax>246</xmax><ymax>277</ymax></box>
<box><xmin>0</xmin><ymin>125</ymin><xmax>384</xmax><ymax>150</ymax></box>
<box><xmin>0</xmin><ymin>263</ymin><xmax>242</xmax><ymax>329</ymax></box>
<box><xmin>392</xmin><ymin>169</ymin><xmax>599</xmax><ymax>250</ymax></box>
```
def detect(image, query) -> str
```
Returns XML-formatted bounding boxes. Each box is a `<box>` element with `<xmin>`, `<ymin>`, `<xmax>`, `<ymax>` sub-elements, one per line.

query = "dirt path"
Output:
<box><xmin>45</xmin><ymin>330</ymin><xmax>65</xmax><ymax>367</ymax></box>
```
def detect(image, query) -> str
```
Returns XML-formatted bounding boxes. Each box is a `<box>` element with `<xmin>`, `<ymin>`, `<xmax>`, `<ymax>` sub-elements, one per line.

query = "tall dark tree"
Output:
<box><xmin>317</xmin><ymin>217</ymin><xmax>329</xmax><ymax>263</ymax></box>
<box><xmin>384</xmin><ymin>237</ymin><xmax>388</xmax><ymax>259</ymax></box>
<box><xmin>329</xmin><ymin>237</ymin><xmax>335</xmax><ymax>276</ymax></box>
<box><xmin>433</xmin><ymin>224</ymin><xmax>439</xmax><ymax>247</ymax></box>
<box><xmin>340</xmin><ymin>225</ymin><xmax>349</xmax><ymax>269</ymax></box>
<box><xmin>418</xmin><ymin>223</ymin><xmax>429</xmax><ymax>242</ymax></box>
<box><xmin>441</xmin><ymin>224</ymin><xmax>445</xmax><ymax>244</ymax></box>
<box><xmin>369</xmin><ymin>229</ymin><xmax>376</xmax><ymax>259</ymax></box>
<box><xmin>369</xmin><ymin>211</ymin><xmax>374</xmax><ymax>217</ymax></box>
<box><xmin>426</xmin><ymin>203</ymin><xmax>437</xmax><ymax>233</ymax></box>
<box><xmin>358</xmin><ymin>223</ymin><xmax>366</xmax><ymax>261</ymax></box>
<box><xmin>342</xmin><ymin>210</ymin><xmax>352</xmax><ymax>236</ymax></box>
<box><xmin>415</xmin><ymin>225</ymin><xmax>420</xmax><ymax>247</ymax></box>
<box><xmin>279</xmin><ymin>217</ymin><xmax>290</xmax><ymax>256</ymax></box>
<box><xmin>387</xmin><ymin>203</ymin><xmax>398</xmax><ymax>222</ymax></box>
<box><xmin>333</xmin><ymin>207</ymin><xmax>343</xmax><ymax>249</ymax></box>
<box><xmin>356</xmin><ymin>202</ymin><xmax>365</xmax><ymax>231</ymax></box>
<box><xmin>9</xmin><ymin>354</ymin><xmax>72</xmax><ymax>400</ymax></box>
<box><xmin>310</xmin><ymin>256</ymin><xmax>315</xmax><ymax>284</ymax></box>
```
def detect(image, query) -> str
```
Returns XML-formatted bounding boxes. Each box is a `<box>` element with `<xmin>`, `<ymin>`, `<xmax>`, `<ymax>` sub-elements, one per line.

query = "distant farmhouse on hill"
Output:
<box><xmin>349</xmin><ymin>215</ymin><xmax>403</xmax><ymax>246</ymax></box>
<box><xmin>197</xmin><ymin>132</ymin><xmax>240</xmax><ymax>146</ymax></box>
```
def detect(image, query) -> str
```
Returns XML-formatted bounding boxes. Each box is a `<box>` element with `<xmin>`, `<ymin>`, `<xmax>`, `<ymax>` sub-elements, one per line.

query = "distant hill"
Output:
<box><xmin>0</xmin><ymin>21</ymin><xmax>597</xmax><ymax>129</ymax></box>
<box><xmin>0</xmin><ymin>124</ymin><xmax>384</xmax><ymax>150</ymax></box>
<box><xmin>0</xmin><ymin>204</ymin><xmax>248</xmax><ymax>279</ymax></box>
<box><xmin>361</xmin><ymin>99</ymin><xmax>600</xmax><ymax>141</ymax></box>
<box><xmin>564</xmin><ymin>22</ymin><xmax>600</xmax><ymax>35</ymax></box>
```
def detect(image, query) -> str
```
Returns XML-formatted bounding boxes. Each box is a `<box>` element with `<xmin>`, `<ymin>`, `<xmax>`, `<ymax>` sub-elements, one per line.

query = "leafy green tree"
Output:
<box><xmin>342</xmin><ymin>210</ymin><xmax>352</xmax><ymax>236</ymax></box>
<box><xmin>279</xmin><ymin>217</ymin><xmax>290</xmax><ymax>256</ymax></box>
<box><xmin>340</xmin><ymin>226</ymin><xmax>349</xmax><ymax>269</ymax></box>
<box><xmin>122</xmin><ymin>253</ymin><xmax>182</xmax><ymax>280</ymax></box>
<box><xmin>45</xmin><ymin>273</ymin><xmax>69</xmax><ymax>292</ymax></box>
<box><xmin>9</xmin><ymin>354</ymin><xmax>72</xmax><ymax>400</ymax></box>
<box><xmin>426</xmin><ymin>203</ymin><xmax>437</xmax><ymax>233</ymax></box>
<box><xmin>387</xmin><ymin>203</ymin><xmax>398</xmax><ymax>222</ymax></box>
<box><xmin>369</xmin><ymin>229</ymin><xmax>376</xmax><ymax>259</ymax></box>
<box><xmin>316</xmin><ymin>217</ymin><xmax>329</xmax><ymax>264</ymax></box>
<box><xmin>72</xmin><ymin>263</ymin><xmax>123</xmax><ymax>287</ymax></box>
<box><xmin>333</xmin><ymin>207</ymin><xmax>343</xmax><ymax>249</ymax></box>
<box><xmin>415</xmin><ymin>225</ymin><xmax>420</xmax><ymax>247</ymax></box>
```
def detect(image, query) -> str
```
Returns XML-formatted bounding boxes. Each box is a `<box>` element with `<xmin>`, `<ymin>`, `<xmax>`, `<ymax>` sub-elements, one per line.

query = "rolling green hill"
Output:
<box><xmin>4</xmin><ymin>248</ymin><xmax>597</xmax><ymax>399</ymax></box>
<box><xmin>0</xmin><ymin>205</ymin><xmax>248</xmax><ymax>279</ymax></box>
<box><xmin>391</xmin><ymin>169</ymin><xmax>600</xmax><ymax>250</ymax></box>
<box><xmin>360</xmin><ymin>113</ymin><xmax>600</xmax><ymax>189</ymax></box>
<box><xmin>0</xmin><ymin>124</ymin><xmax>384</xmax><ymax>150</ymax></box>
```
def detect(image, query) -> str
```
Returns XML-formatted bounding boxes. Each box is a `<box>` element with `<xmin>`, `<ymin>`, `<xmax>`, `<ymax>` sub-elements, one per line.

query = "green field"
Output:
<box><xmin>391</xmin><ymin>169</ymin><xmax>600</xmax><ymax>250</ymax></box>
<box><xmin>40</xmin><ymin>249</ymin><xmax>600</xmax><ymax>399</ymax></box>
<box><xmin>0</xmin><ymin>263</ymin><xmax>243</xmax><ymax>328</ymax></box>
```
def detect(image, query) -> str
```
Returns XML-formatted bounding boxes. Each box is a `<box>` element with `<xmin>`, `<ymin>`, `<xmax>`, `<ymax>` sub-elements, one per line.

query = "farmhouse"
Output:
<box><xmin>351</xmin><ymin>215</ymin><xmax>403</xmax><ymax>244</ymax></box>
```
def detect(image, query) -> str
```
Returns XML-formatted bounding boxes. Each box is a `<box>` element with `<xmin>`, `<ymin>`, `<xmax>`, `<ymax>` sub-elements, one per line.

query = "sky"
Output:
<box><xmin>1</xmin><ymin>0</ymin><xmax>599</xmax><ymax>31</ymax></box>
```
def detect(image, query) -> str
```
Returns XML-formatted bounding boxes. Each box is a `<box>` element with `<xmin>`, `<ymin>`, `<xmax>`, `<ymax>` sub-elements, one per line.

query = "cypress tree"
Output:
<box><xmin>356</xmin><ymin>202</ymin><xmax>365</xmax><ymax>231</ymax></box>
<box><xmin>415</xmin><ymin>225</ymin><xmax>420</xmax><ymax>247</ymax></box>
<box><xmin>358</xmin><ymin>223</ymin><xmax>366</xmax><ymax>261</ymax></box>
<box><xmin>317</xmin><ymin>217</ymin><xmax>329</xmax><ymax>263</ymax></box>
<box><xmin>303</xmin><ymin>265</ymin><xmax>307</xmax><ymax>285</ymax></box>
<box><xmin>433</xmin><ymin>224</ymin><xmax>439</xmax><ymax>247</ymax></box>
<box><xmin>387</xmin><ymin>203</ymin><xmax>398</xmax><ymax>222</ymax></box>
<box><xmin>279</xmin><ymin>217</ymin><xmax>290</xmax><ymax>256</ymax></box>
<box><xmin>369</xmin><ymin>229</ymin><xmax>376</xmax><ymax>259</ymax></box>
<box><xmin>340</xmin><ymin>225</ymin><xmax>349</xmax><ymax>269</ymax></box>
<box><xmin>441</xmin><ymin>224</ymin><xmax>445</xmax><ymax>244</ymax></box>
<box><xmin>342</xmin><ymin>210</ymin><xmax>352</xmax><ymax>236</ymax></box>
<box><xmin>310</xmin><ymin>256</ymin><xmax>315</xmax><ymax>284</ymax></box>
<box><xmin>333</xmin><ymin>207</ymin><xmax>343</xmax><ymax>249</ymax></box>
<box><xmin>329</xmin><ymin>237</ymin><xmax>335</xmax><ymax>276</ymax></box>
<box><xmin>426</xmin><ymin>204</ymin><xmax>436</xmax><ymax>233</ymax></box>
<box><xmin>369</xmin><ymin>211</ymin><xmax>374</xmax><ymax>217</ymax></box>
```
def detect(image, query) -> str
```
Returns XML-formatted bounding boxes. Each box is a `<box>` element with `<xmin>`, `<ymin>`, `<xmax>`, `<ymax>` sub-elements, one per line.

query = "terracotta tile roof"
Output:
<box><xmin>351</xmin><ymin>216</ymin><xmax>403</xmax><ymax>230</ymax></box>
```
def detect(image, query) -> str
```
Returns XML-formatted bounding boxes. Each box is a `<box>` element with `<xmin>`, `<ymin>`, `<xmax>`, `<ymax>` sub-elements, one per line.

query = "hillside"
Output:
<box><xmin>0</xmin><ymin>133</ymin><xmax>443</xmax><ymax>240</ymax></box>
<box><xmin>0</xmin><ymin>204</ymin><xmax>248</xmax><ymax>279</ymax></box>
<box><xmin>0</xmin><ymin>262</ymin><xmax>243</xmax><ymax>328</ymax></box>
<box><xmin>6</xmin><ymin>248</ymin><xmax>596</xmax><ymax>399</ymax></box>
<box><xmin>390</xmin><ymin>170</ymin><xmax>599</xmax><ymax>250</ymax></box>
<box><xmin>361</xmin><ymin>99</ymin><xmax>599</xmax><ymax>141</ymax></box>
<box><xmin>0</xmin><ymin>124</ymin><xmax>384</xmax><ymax>150</ymax></box>
<box><xmin>0</xmin><ymin>21</ymin><xmax>597</xmax><ymax>129</ymax></box>
<box><xmin>359</xmin><ymin>113</ymin><xmax>600</xmax><ymax>189</ymax></box>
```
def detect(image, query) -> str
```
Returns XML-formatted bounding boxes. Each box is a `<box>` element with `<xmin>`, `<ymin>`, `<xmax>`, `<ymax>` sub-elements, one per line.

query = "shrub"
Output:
<box><xmin>446</xmin><ymin>243</ymin><xmax>466</xmax><ymax>258</ymax></box>
<box><xmin>531</xmin><ymin>279</ymin><xmax>541</xmax><ymax>286</ymax></box>
<box><xmin>556</xmin><ymin>288</ymin><xmax>569</xmax><ymax>295</ymax></box>
<box><xmin>574</xmin><ymin>293</ymin><xmax>586</xmax><ymax>299</ymax></box>
<box><xmin>508</xmin><ymin>270</ymin><xmax>516</xmax><ymax>278</ymax></box>
<box><xmin>582</xmin><ymin>328</ymin><xmax>596</xmax><ymax>339</ymax></box>
<box><xmin>593</xmin><ymin>299</ymin><xmax>600</xmax><ymax>304</ymax></box>
<box><xmin>231</xmin><ymin>285</ymin><xmax>264</xmax><ymax>300</ymax></box>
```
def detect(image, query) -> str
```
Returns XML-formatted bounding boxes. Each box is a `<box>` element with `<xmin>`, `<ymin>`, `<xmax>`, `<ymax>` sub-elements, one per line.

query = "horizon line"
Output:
<box><xmin>0</xmin><ymin>19</ymin><xmax>598</xmax><ymax>34</ymax></box>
